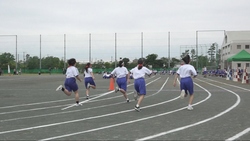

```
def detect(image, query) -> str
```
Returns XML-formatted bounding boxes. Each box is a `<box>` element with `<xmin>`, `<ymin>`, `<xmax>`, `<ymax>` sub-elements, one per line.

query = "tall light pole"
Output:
<box><xmin>40</xmin><ymin>34</ymin><xmax>41</xmax><ymax>70</ymax></box>
<box><xmin>89</xmin><ymin>33</ymin><xmax>91</xmax><ymax>63</ymax></box>
<box><xmin>168</xmin><ymin>32</ymin><xmax>170</xmax><ymax>68</ymax></box>
<box><xmin>64</xmin><ymin>34</ymin><xmax>66</xmax><ymax>68</ymax></box>
<box><xmin>141</xmin><ymin>32</ymin><xmax>143</xmax><ymax>59</ymax></box>
<box><xmin>196</xmin><ymin>30</ymin><xmax>225</xmax><ymax>69</ymax></box>
<box><xmin>115</xmin><ymin>33</ymin><xmax>117</xmax><ymax>67</ymax></box>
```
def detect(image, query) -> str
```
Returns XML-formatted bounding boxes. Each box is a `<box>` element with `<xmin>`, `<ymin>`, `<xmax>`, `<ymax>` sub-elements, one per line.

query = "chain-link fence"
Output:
<box><xmin>0</xmin><ymin>31</ymin><xmax>224</xmax><ymax>74</ymax></box>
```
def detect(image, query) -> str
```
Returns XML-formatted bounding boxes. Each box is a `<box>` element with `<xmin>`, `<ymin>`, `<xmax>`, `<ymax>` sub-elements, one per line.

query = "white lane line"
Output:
<box><xmin>0</xmin><ymin>76</ymin><xmax>156</xmax><ymax>110</ymax></box>
<box><xmin>0</xmin><ymin>77</ymin><xmax>161</xmax><ymax>120</ymax></box>
<box><xmin>0</xmin><ymin>77</ymin><xmax>167</xmax><ymax>135</ymax></box>
<box><xmin>38</xmin><ymin>80</ymin><xmax>211</xmax><ymax>141</ymax></box>
<box><xmin>204</xmin><ymin>78</ymin><xmax>250</xmax><ymax>92</ymax></box>
<box><xmin>0</xmin><ymin>92</ymin><xmax>135</xmax><ymax>122</ymax></box>
<box><xmin>61</xmin><ymin>77</ymin><xmax>161</xmax><ymax>110</ymax></box>
<box><xmin>225</xmin><ymin>127</ymin><xmax>250</xmax><ymax>141</ymax></box>
<box><xmin>0</xmin><ymin>77</ymin><xmax>156</xmax><ymax>114</ymax></box>
<box><xmin>200</xmin><ymin>78</ymin><xmax>250</xmax><ymax>141</ymax></box>
<box><xmin>61</xmin><ymin>91</ymin><xmax>113</xmax><ymax>110</ymax></box>
<box><xmin>0</xmin><ymin>90</ymin><xmax>133</xmax><ymax>115</ymax></box>
<box><xmin>136</xmin><ymin>78</ymin><xmax>241</xmax><ymax>141</ymax></box>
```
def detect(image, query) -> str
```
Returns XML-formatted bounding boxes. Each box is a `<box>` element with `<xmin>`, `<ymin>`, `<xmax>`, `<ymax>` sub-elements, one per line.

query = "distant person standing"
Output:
<box><xmin>49</xmin><ymin>67</ymin><xmax>52</xmax><ymax>75</ymax></box>
<box><xmin>13</xmin><ymin>69</ymin><xmax>16</xmax><ymax>75</ymax></box>
<box><xmin>0</xmin><ymin>68</ymin><xmax>2</xmax><ymax>76</ymax></box>
<box><xmin>111</xmin><ymin>60</ymin><xmax>130</xmax><ymax>103</ymax></box>
<box><xmin>19</xmin><ymin>68</ymin><xmax>22</xmax><ymax>75</ymax></box>
<box><xmin>56</xmin><ymin>58</ymin><xmax>82</xmax><ymax>106</ymax></box>
<box><xmin>63</xmin><ymin>68</ymin><xmax>66</xmax><ymax>75</ymax></box>
<box><xmin>202</xmin><ymin>66</ymin><xmax>207</xmax><ymax>77</ymax></box>
<box><xmin>130</xmin><ymin>59</ymin><xmax>152</xmax><ymax>112</ymax></box>
<box><xmin>84</xmin><ymin>63</ymin><xmax>96</xmax><ymax>99</ymax></box>
<box><xmin>173</xmin><ymin>55</ymin><xmax>197</xmax><ymax>110</ymax></box>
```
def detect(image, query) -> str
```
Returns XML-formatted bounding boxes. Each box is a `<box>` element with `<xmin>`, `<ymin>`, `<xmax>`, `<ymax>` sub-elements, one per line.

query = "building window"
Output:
<box><xmin>237</xmin><ymin>63</ymin><xmax>241</xmax><ymax>67</ymax></box>
<box><xmin>245</xmin><ymin>45</ymin><xmax>250</xmax><ymax>49</ymax></box>
<box><xmin>247</xmin><ymin>63</ymin><xmax>250</xmax><ymax>67</ymax></box>
<box><xmin>237</xmin><ymin>45</ymin><xmax>241</xmax><ymax>49</ymax></box>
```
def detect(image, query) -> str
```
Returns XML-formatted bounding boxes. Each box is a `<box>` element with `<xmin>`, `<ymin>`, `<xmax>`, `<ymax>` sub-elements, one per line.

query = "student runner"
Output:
<box><xmin>84</xmin><ymin>62</ymin><xmax>96</xmax><ymax>99</ymax></box>
<box><xmin>56</xmin><ymin>58</ymin><xmax>82</xmax><ymax>106</ymax></box>
<box><xmin>130</xmin><ymin>59</ymin><xmax>152</xmax><ymax>112</ymax></box>
<box><xmin>111</xmin><ymin>60</ymin><xmax>130</xmax><ymax>103</ymax></box>
<box><xmin>173</xmin><ymin>55</ymin><xmax>197</xmax><ymax>110</ymax></box>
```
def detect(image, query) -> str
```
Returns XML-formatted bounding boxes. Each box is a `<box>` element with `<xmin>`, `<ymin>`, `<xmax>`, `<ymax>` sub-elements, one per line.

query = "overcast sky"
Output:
<box><xmin>0</xmin><ymin>0</ymin><xmax>250</xmax><ymax>62</ymax></box>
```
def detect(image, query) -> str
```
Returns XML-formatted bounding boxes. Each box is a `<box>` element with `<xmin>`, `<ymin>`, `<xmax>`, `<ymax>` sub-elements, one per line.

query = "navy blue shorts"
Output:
<box><xmin>116</xmin><ymin>77</ymin><xmax>127</xmax><ymax>91</ymax></box>
<box><xmin>180</xmin><ymin>77</ymin><xmax>194</xmax><ymax>95</ymax></box>
<box><xmin>64</xmin><ymin>77</ymin><xmax>78</xmax><ymax>92</ymax></box>
<box><xmin>84</xmin><ymin>77</ymin><xmax>96</xmax><ymax>88</ymax></box>
<box><xmin>134</xmin><ymin>78</ymin><xmax>146</xmax><ymax>95</ymax></box>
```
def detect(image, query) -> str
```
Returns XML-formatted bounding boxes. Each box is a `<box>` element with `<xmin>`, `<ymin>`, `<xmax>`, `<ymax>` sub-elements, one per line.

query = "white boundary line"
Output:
<box><xmin>135</xmin><ymin>78</ymin><xmax>241</xmax><ymax>141</ymax></box>
<box><xmin>38</xmin><ymin>79</ymin><xmax>211</xmax><ymax>141</ymax></box>
<box><xmin>0</xmin><ymin>76</ymin><xmax>156</xmax><ymax>110</ymax></box>
<box><xmin>0</xmin><ymin>77</ymin><xmax>165</xmax><ymax>135</ymax></box>
<box><xmin>61</xmin><ymin>76</ymin><xmax>161</xmax><ymax>110</ymax></box>
<box><xmin>0</xmin><ymin>77</ymin><xmax>161</xmax><ymax>121</ymax></box>
<box><xmin>61</xmin><ymin>91</ymin><xmax>113</xmax><ymax>110</ymax></box>
<box><xmin>0</xmin><ymin>92</ymin><xmax>136</xmax><ymax>122</ymax></box>
<box><xmin>205</xmin><ymin>78</ymin><xmax>250</xmax><ymax>92</ymax></box>
<box><xmin>225</xmin><ymin>127</ymin><xmax>250</xmax><ymax>141</ymax></box>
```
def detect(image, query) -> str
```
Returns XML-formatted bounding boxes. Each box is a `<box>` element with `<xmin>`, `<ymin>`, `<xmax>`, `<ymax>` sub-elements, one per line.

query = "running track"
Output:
<box><xmin>0</xmin><ymin>74</ymin><xmax>249</xmax><ymax>140</ymax></box>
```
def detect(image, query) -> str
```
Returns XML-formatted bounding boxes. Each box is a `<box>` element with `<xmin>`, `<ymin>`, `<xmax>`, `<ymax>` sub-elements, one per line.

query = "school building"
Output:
<box><xmin>220</xmin><ymin>31</ymin><xmax>250</xmax><ymax>72</ymax></box>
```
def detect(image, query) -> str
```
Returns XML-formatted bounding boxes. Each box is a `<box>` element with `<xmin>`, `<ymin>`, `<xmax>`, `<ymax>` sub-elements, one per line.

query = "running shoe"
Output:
<box><xmin>87</xmin><ymin>83</ymin><xmax>91</xmax><ymax>89</ymax></box>
<box><xmin>134</xmin><ymin>105</ymin><xmax>141</xmax><ymax>112</ymax></box>
<box><xmin>126</xmin><ymin>99</ymin><xmax>130</xmax><ymax>103</ymax></box>
<box><xmin>185</xmin><ymin>93</ymin><xmax>188</xmax><ymax>97</ymax></box>
<box><xmin>56</xmin><ymin>85</ymin><xmax>63</xmax><ymax>91</ymax></box>
<box><xmin>76</xmin><ymin>103</ymin><xmax>82</xmax><ymax>106</ymax></box>
<box><xmin>187</xmin><ymin>105</ymin><xmax>193</xmax><ymax>110</ymax></box>
<box><xmin>180</xmin><ymin>89</ymin><xmax>185</xmax><ymax>99</ymax></box>
<box><xmin>86</xmin><ymin>95</ymin><xmax>89</xmax><ymax>99</ymax></box>
<box><xmin>115</xmin><ymin>87</ymin><xmax>120</xmax><ymax>93</ymax></box>
<box><xmin>134</xmin><ymin>92</ymin><xmax>140</xmax><ymax>101</ymax></box>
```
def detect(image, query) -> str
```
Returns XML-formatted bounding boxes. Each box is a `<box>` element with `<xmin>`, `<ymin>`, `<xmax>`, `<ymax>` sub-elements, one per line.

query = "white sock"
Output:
<box><xmin>136</xmin><ymin>104</ymin><xmax>139</xmax><ymax>107</ymax></box>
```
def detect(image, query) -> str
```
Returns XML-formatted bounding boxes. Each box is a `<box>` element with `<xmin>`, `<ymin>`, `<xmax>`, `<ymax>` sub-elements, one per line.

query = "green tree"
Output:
<box><xmin>122</xmin><ymin>57</ymin><xmax>130</xmax><ymax>67</ymax></box>
<box><xmin>171</xmin><ymin>57</ymin><xmax>180</xmax><ymax>68</ymax></box>
<box><xmin>181</xmin><ymin>50</ymin><xmax>189</xmax><ymax>58</ymax></box>
<box><xmin>197</xmin><ymin>55</ymin><xmax>209</xmax><ymax>69</ymax></box>
<box><xmin>145</xmin><ymin>54</ymin><xmax>158</xmax><ymax>67</ymax></box>
<box><xmin>191</xmin><ymin>48</ymin><xmax>196</xmax><ymax>60</ymax></box>
<box><xmin>160</xmin><ymin>57</ymin><xmax>169</xmax><ymax>68</ymax></box>
<box><xmin>41</xmin><ymin>56</ymin><xmax>60</xmax><ymax>69</ymax></box>
<box><xmin>216</xmin><ymin>49</ymin><xmax>221</xmax><ymax>68</ymax></box>
<box><xmin>154</xmin><ymin>59</ymin><xmax>164</xmax><ymax>68</ymax></box>
<box><xmin>207</xmin><ymin>43</ymin><xmax>217</xmax><ymax>65</ymax></box>
<box><xmin>26</xmin><ymin>56</ymin><xmax>40</xmax><ymax>69</ymax></box>
<box><xmin>104</xmin><ymin>62</ymin><xmax>111</xmax><ymax>69</ymax></box>
<box><xmin>0</xmin><ymin>52</ymin><xmax>15</xmax><ymax>69</ymax></box>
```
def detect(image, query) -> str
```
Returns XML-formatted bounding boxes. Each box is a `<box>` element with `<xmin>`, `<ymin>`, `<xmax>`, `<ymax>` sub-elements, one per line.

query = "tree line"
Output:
<box><xmin>0</xmin><ymin>43</ymin><xmax>220</xmax><ymax>73</ymax></box>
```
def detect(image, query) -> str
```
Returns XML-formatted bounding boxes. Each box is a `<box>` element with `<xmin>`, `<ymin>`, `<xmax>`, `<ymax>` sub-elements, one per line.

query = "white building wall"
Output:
<box><xmin>220</xmin><ymin>31</ymin><xmax>250</xmax><ymax>73</ymax></box>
